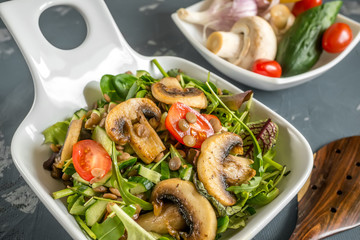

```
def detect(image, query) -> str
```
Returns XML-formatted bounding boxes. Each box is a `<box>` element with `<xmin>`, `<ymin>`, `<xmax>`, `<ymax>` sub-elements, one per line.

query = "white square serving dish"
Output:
<box><xmin>1</xmin><ymin>0</ymin><xmax>313</xmax><ymax>239</ymax></box>
<box><xmin>171</xmin><ymin>0</ymin><xmax>360</xmax><ymax>91</ymax></box>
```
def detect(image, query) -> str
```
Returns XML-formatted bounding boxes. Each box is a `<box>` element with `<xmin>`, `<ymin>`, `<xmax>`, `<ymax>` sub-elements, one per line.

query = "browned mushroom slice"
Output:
<box><xmin>54</xmin><ymin>118</ymin><xmax>83</xmax><ymax>168</ymax></box>
<box><xmin>105</xmin><ymin>98</ymin><xmax>165</xmax><ymax>164</ymax></box>
<box><xmin>223</xmin><ymin>155</ymin><xmax>256</xmax><ymax>186</ymax></box>
<box><xmin>137</xmin><ymin>203</ymin><xmax>186</xmax><ymax>234</ymax></box>
<box><xmin>197</xmin><ymin>132</ymin><xmax>255</xmax><ymax>206</ymax></box>
<box><xmin>151</xmin><ymin>77</ymin><xmax>207</xmax><ymax>109</ymax></box>
<box><xmin>151</xmin><ymin>178</ymin><xmax>217</xmax><ymax>240</ymax></box>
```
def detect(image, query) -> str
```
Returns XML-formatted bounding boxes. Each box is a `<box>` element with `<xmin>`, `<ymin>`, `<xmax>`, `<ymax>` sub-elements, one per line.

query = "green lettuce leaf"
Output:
<box><xmin>42</xmin><ymin>121</ymin><xmax>69</xmax><ymax>144</ymax></box>
<box><xmin>91</xmin><ymin>215</ymin><xmax>125</xmax><ymax>240</ymax></box>
<box><xmin>228</xmin><ymin>211</ymin><xmax>247</xmax><ymax>229</ymax></box>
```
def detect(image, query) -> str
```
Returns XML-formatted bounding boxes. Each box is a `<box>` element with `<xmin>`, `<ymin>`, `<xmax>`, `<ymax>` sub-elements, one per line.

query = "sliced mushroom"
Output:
<box><xmin>54</xmin><ymin>118</ymin><xmax>83</xmax><ymax>168</ymax></box>
<box><xmin>137</xmin><ymin>203</ymin><xmax>187</xmax><ymax>234</ymax></box>
<box><xmin>197</xmin><ymin>132</ymin><xmax>255</xmax><ymax>206</ymax></box>
<box><xmin>105</xmin><ymin>98</ymin><xmax>165</xmax><ymax>164</ymax></box>
<box><xmin>151</xmin><ymin>77</ymin><xmax>207</xmax><ymax>109</ymax></box>
<box><xmin>151</xmin><ymin>178</ymin><xmax>217</xmax><ymax>240</ymax></box>
<box><xmin>206</xmin><ymin>16</ymin><xmax>277</xmax><ymax>70</ymax></box>
<box><xmin>223</xmin><ymin>155</ymin><xmax>256</xmax><ymax>186</ymax></box>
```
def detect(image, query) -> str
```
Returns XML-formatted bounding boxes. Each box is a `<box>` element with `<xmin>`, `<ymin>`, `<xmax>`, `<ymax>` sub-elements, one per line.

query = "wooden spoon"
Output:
<box><xmin>290</xmin><ymin>136</ymin><xmax>360</xmax><ymax>239</ymax></box>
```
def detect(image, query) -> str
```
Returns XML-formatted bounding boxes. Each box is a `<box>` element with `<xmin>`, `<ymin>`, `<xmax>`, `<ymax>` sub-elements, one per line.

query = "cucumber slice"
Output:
<box><xmin>67</xmin><ymin>194</ymin><xmax>80</xmax><ymax>211</ymax></box>
<box><xmin>71</xmin><ymin>108</ymin><xmax>87</xmax><ymax>120</ymax></box>
<box><xmin>69</xmin><ymin>195</ymin><xmax>88</xmax><ymax>215</ymax></box>
<box><xmin>91</xmin><ymin>126</ymin><xmax>112</xmax><ymax>155</ymax></box>
<box><xmin>128</xmin><ymin>176</ymin><xmax>154</xmax><ymax>194</ymax></box>
<box><xmin>72</xmin><ymin>172</ymin><xmax>90</xmax><ymax>185</ymax></box>
<box><xmin>138</xmin><ymin>165</ymin><xmax>161</xmax><ymax>184</ymax></box>
<box><xmin>91</xmin><ymin>170</ymin><xmax>112</xmax><ymax>188</ymax></box>
<box><xmin>85</xmin><ymin>200</ymin><xmax>108</xmax><ymax>227</ymax></box>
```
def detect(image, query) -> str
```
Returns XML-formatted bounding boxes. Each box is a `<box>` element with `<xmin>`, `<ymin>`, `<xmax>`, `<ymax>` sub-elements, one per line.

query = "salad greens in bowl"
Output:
<box><xmin>44</xmin><ymin>60</ymin><xmax>288</xmax><ymax>239</ymax></box>
<box><xmin>2</xmin><ymin>0</ymin><xmax>313</xmax><ymax>239</ymax></box>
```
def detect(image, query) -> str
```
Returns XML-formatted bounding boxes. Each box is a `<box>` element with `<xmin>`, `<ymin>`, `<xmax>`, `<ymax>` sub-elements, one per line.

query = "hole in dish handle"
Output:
<box><xmin>0</xmin><ymin>0</ymin><xmax>136</xmax><ymax>81</ymax></box>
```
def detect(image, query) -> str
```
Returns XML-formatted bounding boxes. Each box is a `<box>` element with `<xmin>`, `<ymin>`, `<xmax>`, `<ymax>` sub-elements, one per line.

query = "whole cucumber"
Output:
<box><xmin>276</xmin><ymin>1</ymin><xmax>342</xmax><ymax>77</ymax></box>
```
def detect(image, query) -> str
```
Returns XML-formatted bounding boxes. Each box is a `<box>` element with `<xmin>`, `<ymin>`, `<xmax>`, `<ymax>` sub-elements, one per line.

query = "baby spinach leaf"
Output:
<box><xmin>100</xmin><ymin>74</ymin><xmax>138</xmax><ymax>102</ymax></box>
<box><xmin>112</xmin><ymin>74</ymin><xmax>138</xmax><ymax>100</ymax></box>
<box><xmin>100</xmin><ymin>75</ymin><xmax>121</xmax><ymax>102</ymax></box>
<box><xmin>125</xmin><ymin>82</ymin><xmax>140</xmax><ymax>100</ymax></box>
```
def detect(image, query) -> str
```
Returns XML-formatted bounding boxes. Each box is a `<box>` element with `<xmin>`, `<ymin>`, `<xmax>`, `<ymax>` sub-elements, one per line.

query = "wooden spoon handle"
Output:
<box><xmin>290</xmin><ymin>136</ymin><xmax>360</xmax><ymax>240</ymax></box>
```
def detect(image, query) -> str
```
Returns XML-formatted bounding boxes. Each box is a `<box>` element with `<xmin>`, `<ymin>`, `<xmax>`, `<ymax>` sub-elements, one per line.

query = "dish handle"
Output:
<box><xmin>0</xmin><ymin>0</ymin><xmax>137</xmax><ymax>81</ymax></box>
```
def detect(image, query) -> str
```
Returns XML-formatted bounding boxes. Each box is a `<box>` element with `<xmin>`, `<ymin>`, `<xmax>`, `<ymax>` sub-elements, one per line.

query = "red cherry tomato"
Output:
<box><xmin>165</xmin><ymin>102</ymin><xmax>214</xmax><ymax>148</ymax></box>
<box><xmin>252</xmin><ymin>59</ymin><xmax>282</xmax><ymax>78</ymax></box>
<box><xmin>322</xmin><ymin>23</ymin><xmax>353</xmax><ymax>53</ymax></box>
<box><xmin>292</xmin><ymin>0</ymin><xmax>322</xmax><ymax>17</ymax></box>
<box><xmin>72</xmin><ymin>139</ymin><xmax>112</xmax><ymax>181</ymax></box>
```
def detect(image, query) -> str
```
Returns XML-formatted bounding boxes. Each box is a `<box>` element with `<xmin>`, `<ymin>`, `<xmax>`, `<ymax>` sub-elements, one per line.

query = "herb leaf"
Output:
<box><xmin>42</xmin><ymin>121</ymin><xmax>69</xmax><ymax>144</ymax></box>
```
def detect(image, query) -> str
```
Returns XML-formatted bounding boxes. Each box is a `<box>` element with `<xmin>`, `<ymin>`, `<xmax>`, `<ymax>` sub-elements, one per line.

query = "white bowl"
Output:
<box><xmin>1</xmin><ymin>0</ymin><xmax>313</xmax><ymax>239</ymax></box>
<box><xmin>171</xmin><ymin>0</ymin><xmax>360</xmax><ymax>91</ymax></box>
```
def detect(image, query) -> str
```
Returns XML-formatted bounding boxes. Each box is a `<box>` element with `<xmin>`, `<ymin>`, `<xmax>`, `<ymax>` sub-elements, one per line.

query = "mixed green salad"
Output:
<box><xmin>43</xmin><ymin>59</ymin><xmax>287</xmax><ymax>240</ymax></box>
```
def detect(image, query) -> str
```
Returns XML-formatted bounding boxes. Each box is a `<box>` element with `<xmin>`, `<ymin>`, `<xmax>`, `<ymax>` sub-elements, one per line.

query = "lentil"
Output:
<box><xmin>185</xmin><ymin>112</ymin><xmax>197</xmax><ymax>124</ymax></box>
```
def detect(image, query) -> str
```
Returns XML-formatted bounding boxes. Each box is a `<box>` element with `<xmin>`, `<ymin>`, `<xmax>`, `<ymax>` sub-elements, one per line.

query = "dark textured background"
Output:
<box><xmin>0</xmin><ymin>0</ymin><xmax>359</xmax><ymax>239</ymax></box>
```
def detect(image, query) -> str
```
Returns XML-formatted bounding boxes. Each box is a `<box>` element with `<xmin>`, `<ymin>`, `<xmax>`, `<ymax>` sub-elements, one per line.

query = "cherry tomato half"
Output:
<box><xmin>165</xmin><ymin>102</ymin><xmax>214</xmax><ymax>148</ymax></box>
<box><xmin>322</xmin><ymin>23</ymin><xmax>353</xmax><ymax>53</ymax></box>
<box><xmin>252</xmin><ymin>59</ymin><xmax>282</xmax><ymax>78</ymax></box>
<box><xmin>72</xmin><ymin>139</ymin><xmax>112</xmax><ymax>181</ymax></box>
<box><xmin>292</xmin><ymin>0</ymin><xmax>322</xmax><ymax>17</ymax></box>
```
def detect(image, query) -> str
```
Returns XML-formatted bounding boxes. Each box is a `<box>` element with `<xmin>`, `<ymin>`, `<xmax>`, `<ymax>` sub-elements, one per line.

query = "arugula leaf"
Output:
<box><xmin>118</xmin><ymin>157</ymin><xmax>137</xmax><ymax>170</ymax></box>
<box><xmin>111</xmin><ymin>143</ymin><xmax>153</xmax><ymax>210</ymax></box>
<box><xmin>226</xmin><ymin>177</ymin><xmax>262</xmax><ymax>194</ymax></box>
<box><xmin>91</xmin><ymin>205</ymin><xmax>136</xmax><ymax>240</ymax></box>
<box><xmin>248</xmin><ymin>188</ymin><xmax>280</xmax><ymax>206</ymax></box>
<box><xmin>110</xmin><ymin>204</ymin><xmax>157</xmax><ymax>240</ymax></box>
<box><xmin>42</xmin><ymin>121</ymin><xmax>69</xmax><ymax>144</ymax></box>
